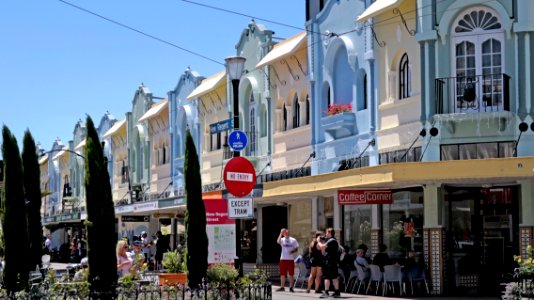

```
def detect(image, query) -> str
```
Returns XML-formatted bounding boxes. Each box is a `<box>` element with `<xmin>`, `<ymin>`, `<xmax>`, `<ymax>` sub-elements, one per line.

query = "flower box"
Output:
<box><xmin>321</xmin><ymin>112</ymin><xmax>355</xmax><ymax>139</ymax></box>
<box><xmin>159</xmin><ymin>272</ymin><xmax>187</xmax><ymax>285</ymax></box>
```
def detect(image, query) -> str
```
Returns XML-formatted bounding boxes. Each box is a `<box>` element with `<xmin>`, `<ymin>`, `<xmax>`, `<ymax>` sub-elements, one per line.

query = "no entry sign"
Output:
<box><xmin>223</xmin><ymin>157</ymin><xmax>256</xmax><ymax>197</ymax></box>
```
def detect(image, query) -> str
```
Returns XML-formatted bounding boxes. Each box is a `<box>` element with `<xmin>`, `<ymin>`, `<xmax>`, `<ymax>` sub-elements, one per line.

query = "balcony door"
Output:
<box><xmin>451</xmin><ymin>7</ymin><xmax>504</xmax><ymax>113</ymax></box>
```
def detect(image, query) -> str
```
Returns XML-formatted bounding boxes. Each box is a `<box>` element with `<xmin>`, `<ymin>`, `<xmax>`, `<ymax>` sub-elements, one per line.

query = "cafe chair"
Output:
<box><xmin>407</xmin><ymin>265</ymin><xmax>429</xmax><ymax>295</ymax></box>
<box><xmin>295</xmin><ymin>261</ymin><xmax>310</xmax><ymax>289</ymax></box>
<box><xmin>383</xmin><ymin>264</ymin><xmax>404</xmax><ymax>296</ymax></box>
<box><xmin>345</xmin><ymin>270</ymin><xmax>358</xmax><ymax>292</ymax></box>
<box><xmin>353</xmin><ymin>264</ymin><xmax>370</xmax><ymax>294</ymax></box>
<box><xmin>366</xmin><ymin>264</ymin><xmax>384</xmax><ymax>295</ymax></box>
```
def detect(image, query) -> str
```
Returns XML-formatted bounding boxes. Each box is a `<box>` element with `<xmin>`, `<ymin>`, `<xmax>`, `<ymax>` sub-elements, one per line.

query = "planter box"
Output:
<box><xmin>321</xmin><ymin>112</ymin><xmax>355</xmax><ymax>139</ymax></box>
<box><xmin>159</xmin><ymin>272</ymin><xmax>187</xmax><ymax>285</ymax></box>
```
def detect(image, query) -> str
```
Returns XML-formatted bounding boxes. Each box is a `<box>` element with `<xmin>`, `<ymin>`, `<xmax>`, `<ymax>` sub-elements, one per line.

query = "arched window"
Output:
<box><xmin>399</xmin><ymin>53</ymin><xmax>410</xmax><ymax>99</ymax></box>
<box><xmin>293</xmin><ymin>96</ymin><xmax>300</xmax><ymax>129</ymax></box>
<box><xmin>162</xmin><ymin>146</ymin><xmax>166</xmax><ymax>164</ymax></box>
<box><xmin>249</xmin><ymin>107</ymin><xmax>257</xmax><ymax>156</ymax></box>
<box><xmin>305</xmin><ymin>95</ymin><xmax>310</xmax><ymax>125</ymax></box>
<box><xmin>283</xmin><ymin>103</ymin><xmax>288</xmax><ymax>131</ymax></box>
<box><xmin>452</xmin><ymin>7</ymin><xmax>504</xmax><ymax>112</ymax></box>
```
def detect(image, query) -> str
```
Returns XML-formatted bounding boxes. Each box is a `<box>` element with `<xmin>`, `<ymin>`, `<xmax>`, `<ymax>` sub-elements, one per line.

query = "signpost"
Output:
<box><xmin>228</xmin><ymin>130</ymin><xmax>248</xmax><ymax>151</ymax></box>
<box><xmin>223</xmin><ymin>157</ymin><xmax>256</xmax><ymax>197</ymax></box>
<box><xmin>227</xmin><ymin>197</ymin><xmax>254</xmax><ymax>219</ymax></box>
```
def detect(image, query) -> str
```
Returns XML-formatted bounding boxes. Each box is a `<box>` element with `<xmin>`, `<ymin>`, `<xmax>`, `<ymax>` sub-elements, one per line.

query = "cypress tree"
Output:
<box><xmin>84</xmin><ymin>116</ymin><xmax>117</xmax><ymax>298</ymax></box>
<box><xmin>184</xmin><ymin>129</ymin><xmax>208</xmax><ymax>288</ymax></box>
<box><xmin>1</xmin><ymin>125</ymin><xmax>30</xmax><ymax>293</ymax></box>
<box><xmin>22</xmin><ymin>130</ymin><xmax>43</xmax><ymax>271</ymax></box>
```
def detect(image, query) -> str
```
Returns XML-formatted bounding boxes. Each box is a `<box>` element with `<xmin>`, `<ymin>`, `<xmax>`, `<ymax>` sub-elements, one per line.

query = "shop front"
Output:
<box><xmin>259</xmin><ymin>156</ymin><xmax>534</xmax><ymax>295</ymax></box>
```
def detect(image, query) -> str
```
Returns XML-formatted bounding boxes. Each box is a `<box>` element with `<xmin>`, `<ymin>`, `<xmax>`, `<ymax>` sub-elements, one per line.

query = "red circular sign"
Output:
<box><xmin>223</xmin><ymin>157</ymin><xmax>257</xmax><ymax>197</ymax></box>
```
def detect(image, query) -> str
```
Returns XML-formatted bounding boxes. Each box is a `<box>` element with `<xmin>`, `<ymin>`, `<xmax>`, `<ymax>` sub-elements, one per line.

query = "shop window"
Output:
<box><xmin>382</xmin><ymin>190</ymin><xmax>424</xmax><ymax>262</ymax></box>
<box><xmin>441</xmin><ymin>141</ymin><xmax>514</xmax><ymax>160</ymax></box>
<box><xmin>343</xmin><ymin>204</ymin><xmax>372</xmax><ymax>251</ymax></box>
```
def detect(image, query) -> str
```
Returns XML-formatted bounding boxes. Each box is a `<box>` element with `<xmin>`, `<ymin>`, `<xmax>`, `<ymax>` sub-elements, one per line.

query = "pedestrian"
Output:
<box><xmin>140</xmin><ymin>231</ymin><xmax>152</xmax><ymax>262</ymax></box>
<box><xmin>44</xmin><ymin>234</ymin><xmax>53</xmax><ymax>255</ymax></box>
<box><xmin>308</xmin><ymin>231</ymin><xmax>324</xmax><ymax>293</ymax></box>
<box><xmin>317</xmin><ymin>228</ymin><xmax>341</xmax><ymax>298</ymax></box>
<box><xmin>116</xmin><ymin>239</ymin><xmax>132</xmax><ymax>277</ymax></box>
<box><xmin>276</xmin><ymin>228</ymin><xmax>299</xmax><ymax>292</ymax></box>
<box><xmin>154</xmin><ymin>231</ymin><xmax>170</xmax><ymax>270</ymax></box>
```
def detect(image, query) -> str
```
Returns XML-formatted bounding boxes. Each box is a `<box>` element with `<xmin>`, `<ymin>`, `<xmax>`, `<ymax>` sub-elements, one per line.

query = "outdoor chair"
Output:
<box><xmin>295</xmin><ymin>261</ymin><xmax>310</xmax><ymax>289</ymax></box>
<box><xmin>353</xmin><ymin>264</ymin><xmax>370</xmax><ymax>294</ymax></box>
<box><xmin>383</xmin><ymin>264</ymin><xmax>404</xmax><ymax>296</ymax></box>
<box><xmin>407</xmin><ymin>265</ymin><xmax>430</xmax><ymax>295</ymax></box>
<box><xmin>366</xmin><ymin>264</ymin><xmax>384</xmax><ymax>295</ymax></box>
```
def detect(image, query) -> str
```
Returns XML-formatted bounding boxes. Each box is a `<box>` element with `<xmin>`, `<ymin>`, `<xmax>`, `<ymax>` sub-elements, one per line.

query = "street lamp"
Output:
<box><xmin>225</xmin><ymin>56</ymin><xmax>246</xmax><ymax>158</ymax></box>
<box><xmin>225</xmin><ymin>55</ymin><xmax>246</xmax><ymax>276</ymax></box>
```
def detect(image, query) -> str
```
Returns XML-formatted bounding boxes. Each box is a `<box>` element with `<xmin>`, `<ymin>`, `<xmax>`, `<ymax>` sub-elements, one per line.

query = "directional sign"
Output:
<box><xmin>223</xmin><ymin>157</ymin><xmax>256</xmax><ymax>197</ymax></box>
<box><xmin>228</xmin><ymin>130</ymin><xmax>248</xmax><ymax>151</ymax></box>
<box><xmin>227</xmin><ymin>197</ymin><xmax>254</xmax><ymax>219</ymax></box>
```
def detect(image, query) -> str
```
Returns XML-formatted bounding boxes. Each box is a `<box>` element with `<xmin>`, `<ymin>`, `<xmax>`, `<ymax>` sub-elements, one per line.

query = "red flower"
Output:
<box><xmin>326</xmin><ymin>103</ymin><xmax>352</xmax><ymax>116</ymax></box>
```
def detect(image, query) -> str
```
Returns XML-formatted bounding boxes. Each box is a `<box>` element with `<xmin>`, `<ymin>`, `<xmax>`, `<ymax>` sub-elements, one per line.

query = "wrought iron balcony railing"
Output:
<box><xmin>435</xmin><ymin>73</ymin><xmax>510</xmax><ymax>114</ymax></box>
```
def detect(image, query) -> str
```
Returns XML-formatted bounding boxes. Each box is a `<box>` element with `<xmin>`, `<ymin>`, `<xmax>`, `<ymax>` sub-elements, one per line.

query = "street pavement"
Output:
<box><xmin>47</xmin><ymin>263</ymin><xmax>500</xmax><ymax>299</ymax></box>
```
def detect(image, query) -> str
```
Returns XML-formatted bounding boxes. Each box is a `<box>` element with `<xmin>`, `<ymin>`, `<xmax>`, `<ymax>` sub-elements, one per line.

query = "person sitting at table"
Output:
<box><xmin>354</xmin><ymin>248</ymin><xmax>370</xmax><ymax>277</ymax></box>
<box><xmin>372</xmin><ymin>243</ymin><xmax>391</xmax><ymax>272</ymax></box>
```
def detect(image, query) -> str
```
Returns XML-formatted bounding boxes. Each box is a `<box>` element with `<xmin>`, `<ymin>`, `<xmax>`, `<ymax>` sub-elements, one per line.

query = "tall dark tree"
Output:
<box><xmin>184</xmin><ymin>129</ymin><xmax>208</xmax><ymax>288</ymax></box>
<box><xmin>84</xmin><ymin>116</ymin><xmax>117</xmax><ymax>298</ymax></box>
<box><xmin>1</xmin><ymin>126</ymin><xmax>30</xmax><ymax>293</ymax></box>
<box><xmin>22</xmin><ymin>130</ymin><xmax>43</xmax><ymax>271</ymax></box>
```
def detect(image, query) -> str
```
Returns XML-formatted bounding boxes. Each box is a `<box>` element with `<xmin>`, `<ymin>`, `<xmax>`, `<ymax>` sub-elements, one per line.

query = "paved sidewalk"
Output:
<box><xmin>271</xmin><ymin>285</ymin><xmax>500</xmax><ymax>300</ymax></box>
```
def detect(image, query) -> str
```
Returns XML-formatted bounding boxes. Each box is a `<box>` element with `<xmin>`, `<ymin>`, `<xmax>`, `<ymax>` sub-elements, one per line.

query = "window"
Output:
<box><xmin>363</xmin><ymin>73</ymin><xmax>368</xmax><ymax>109</ymax></box>
<box><xmin>293</xmin><ymin>97</ymin><xmax>300</xmax><ymax>129</ymax></box>
<box><xmin>121</xmin><ymin>160</ymin><xmax>128</xmax><ymax>184</ymax></box>
<box><xmin>305</xmin><ymin>95</ymin><xmax>310</xmax><ymax>125</ymax></box>
<box><xmin>441</xmin><ymin>142</ymin><xmax>514</xmax><ymax>160</ymax></box>
<box><xmin>452</xmin><ymin>7</ymin><xmax>504</xmax><ymax>112</ymax></box>
<box><xmin>162</xmin><ymin>146</ymin><xmax>166</xmax><ymax>164</ymax></box>
<box><xmin>399</xmin><ymin>53</ymin><xmax>410</xmax><ymax>99</ymax></box>
<box><xmin>249</xmin><ymin>107</ymin><xmax>257</xmax><ymax>156</ymax></box>
<box><xmin>383</xmin><ymin>189</ymin><xmax>424</xmax><ymax>262</ymax></box>
<box><xmin>283</xmin><ymin>104</ymin><xmax>288</xmax><ymax>131</ymax></box>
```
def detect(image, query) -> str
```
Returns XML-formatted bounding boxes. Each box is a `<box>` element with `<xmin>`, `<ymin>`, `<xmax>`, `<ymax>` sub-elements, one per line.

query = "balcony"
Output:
<box><xmin>321</xmin><ymin>112</ymin><xmax>355</xmax><ymax>139</ymax></box>
<box><xmin>435</xmin><ymin>73</ymin><xmax>510</xmax><ymax>114</ymax></box>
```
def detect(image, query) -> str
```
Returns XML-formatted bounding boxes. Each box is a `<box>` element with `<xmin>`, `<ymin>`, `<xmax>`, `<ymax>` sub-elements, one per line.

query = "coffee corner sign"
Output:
<box><xmin>223</xmin><ymin>157</ymin><xmax>256</xmax><ymax>198</ymax></box>
<box><xmin>338</xmin><ymin>189</ymin><xmax>392</xmax><ymax>205</ymax></box>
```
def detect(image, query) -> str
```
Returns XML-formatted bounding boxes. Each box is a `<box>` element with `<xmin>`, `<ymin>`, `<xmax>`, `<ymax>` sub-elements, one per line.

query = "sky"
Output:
<box><xmin>0</xmin><ymin>0</ymin><xmax>305</xmax><ymax>158</ymax></box>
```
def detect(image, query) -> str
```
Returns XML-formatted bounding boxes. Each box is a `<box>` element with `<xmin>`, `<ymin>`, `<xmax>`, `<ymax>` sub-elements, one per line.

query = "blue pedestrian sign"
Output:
<box><xmin>228</xmin><ymin>130</ymin><xmax>248</xmax><ymax>151</ymax></box>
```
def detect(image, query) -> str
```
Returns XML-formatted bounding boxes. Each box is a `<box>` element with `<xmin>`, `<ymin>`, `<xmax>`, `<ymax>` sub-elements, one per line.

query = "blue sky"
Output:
<box><xmin>0</xmin><ymin>0</ymin><xmax>304</xmax><ymax>157</ymax></box>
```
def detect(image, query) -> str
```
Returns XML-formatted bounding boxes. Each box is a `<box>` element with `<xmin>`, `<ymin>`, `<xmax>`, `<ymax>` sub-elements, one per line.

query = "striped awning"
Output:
<box><xmin>256</xmin><ymin>31</ymin><xmax>306</xmax><ymax>68</ymax></box>
<box><xmin>103</xmin><ymin>119</ymin><xmax>126</xmax><ymax>138</ymax></box>
<box><xmin>186</xmin><ymin>71</ymin><xmax>226</xmax><ymax>100</ymax></box>
<box><xmin>356</xmin><ymin>0</ymin><xmax>404</xmax><ymax>22</ymax></box>
<box><xmin>138</xmin><ymin>99</ymin><xmax>168</xmax><ymax>122</ymax></box>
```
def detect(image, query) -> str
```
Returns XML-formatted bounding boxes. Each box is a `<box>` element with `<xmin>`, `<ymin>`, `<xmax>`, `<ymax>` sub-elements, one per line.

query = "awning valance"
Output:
<box><xmin>138</xmin><ymin>99</ymin><xmax>168</xmax><ymax>122</ymax></box>
<box><xmin>186</xmin><ymin>71</ymin><xmax>226</xmax><ymax>100</ymax></box>
<box><xmin>256</xmin><ymin>31</ymin><xmax>306</xmax><ymax>69</ymax></box>
<box><xmin>52</xmin><ymin>147</ymin><xmax>69</xmax><ymax>160</ymax></box>
<box><xmin>356</xmin><ymin>0</ymin><xmax>404</xmax><ymax>22</ymax></box>
<box><xmin>102</xmin><ymin>119</ymin><xmax>126</xmax><ymax>138</ymax></box>
<box><xmin>260</xmin><ymin>157</ymin><xmax>534</xmax><ymax>201</ymax></box>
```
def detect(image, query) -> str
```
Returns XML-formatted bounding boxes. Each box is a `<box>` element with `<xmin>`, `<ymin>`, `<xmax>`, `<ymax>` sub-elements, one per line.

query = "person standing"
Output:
<box><xmin>308</xmin><ymin>231</ymin><xmax>324</xmax><ymax>293</ymax></box>
<box><xmin>140</xmin><ymin>231</ymin><xmax>152</xmax><ymax>263</ymax></box>
<box><xmin>276</xmin><ymin>228</ymin><xmax>299</xmax><ymax>292</ymax></box>
<box><xmin>317</xmin><ymin>228</ymin><xmax>341</xmax><ymax>298</ymax></box>
<box><xmin>116</xmin><ymin>239</ymin><xmax>133</xmax><ymax>277</ymax></box>
<box><xmin>44</xmin><ymin>234</ymin><xmax>53</xmax><ymax>254</ymax></box>
<box><xmin>154</xmin><ymin>231</ymin><xmax>170</xmax><ymax>270</ymax></box>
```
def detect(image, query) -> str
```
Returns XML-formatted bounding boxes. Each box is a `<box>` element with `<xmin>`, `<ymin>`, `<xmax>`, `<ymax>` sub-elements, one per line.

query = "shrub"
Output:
<box><xmin>207</xmin><ymin>263</ymin><xmax>238</xmax><ymax>283</ymax></box>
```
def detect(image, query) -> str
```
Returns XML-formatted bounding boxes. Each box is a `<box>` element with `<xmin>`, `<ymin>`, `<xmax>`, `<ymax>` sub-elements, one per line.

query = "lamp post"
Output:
<box><xmin>225</xmin><ymin>55</ymin><xmax>246</xmax><ymax>276</ymax></box>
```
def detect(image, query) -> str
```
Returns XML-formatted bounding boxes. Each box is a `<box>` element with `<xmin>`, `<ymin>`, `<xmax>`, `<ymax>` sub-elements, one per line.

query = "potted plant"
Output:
<box><xmin>159</xmin><ymin>249</ymin><xmax>187</xmax><ymax>285</ymax></box>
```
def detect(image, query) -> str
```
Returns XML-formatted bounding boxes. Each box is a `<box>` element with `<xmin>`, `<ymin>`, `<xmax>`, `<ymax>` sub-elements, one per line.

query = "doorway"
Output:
<box><xmin>445</xmin><ymin>186</ymin><xmax>519</xmax><ymax>296</ymax></box>
<box><xmin>261</xmin><ymin>206</ymin><xmax>287</xmax><ymax>263</ymax></box>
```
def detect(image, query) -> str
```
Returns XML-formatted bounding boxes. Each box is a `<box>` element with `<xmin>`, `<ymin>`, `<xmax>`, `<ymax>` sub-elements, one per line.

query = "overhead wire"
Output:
<box><xmin>57</xmin><ymin>0</ymin><xmax>224</xmax><ymax>66</ymax></box>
